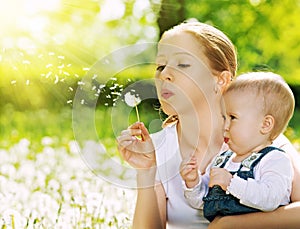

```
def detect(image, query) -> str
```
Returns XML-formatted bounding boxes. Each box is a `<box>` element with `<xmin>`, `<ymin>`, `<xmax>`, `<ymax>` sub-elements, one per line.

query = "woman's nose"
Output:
<box><xmin>160</xmin><ymin>66</ymin><xmax>173</xmax><ymax>81</ymax></box>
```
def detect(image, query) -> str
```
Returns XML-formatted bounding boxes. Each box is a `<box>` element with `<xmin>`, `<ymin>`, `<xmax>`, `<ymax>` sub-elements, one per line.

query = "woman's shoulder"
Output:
<box><xmin>273</xmin><ymin>134</ymin><xmax>299</xmax><ymax>155</ymax></box>
<box><xmin>150</xmin><ymin>123</ymin><xmax>177</xmax><ymax>141</ymax></box>
<box><xmin>273</xmin><ymin>134</ymin><xmax>300</xmax><ymax>168</ymax></box>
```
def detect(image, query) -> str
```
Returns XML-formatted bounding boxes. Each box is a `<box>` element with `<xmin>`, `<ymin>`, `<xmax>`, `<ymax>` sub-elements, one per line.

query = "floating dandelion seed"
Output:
<box><xmin>54</xmin><ymin>75</ymin><xmax>59</xmax><ymax>84</ymax></box>
<box><xmin>26</xmin><ymin>80</ymin><xmax>30</xmax><ymax>85</ymax></box>
<box><xmin>124</xmin><ymin>91</ymin><xmax>141</xmax><ymax>122</ymax></box>
<box><xmin>22</xmin><ymin>60</ymin><xmax>30</xmax><ymax>65</ymax></box>
<box><xmin>46</xmin><ymin>71</ymin><xmax>52</xmax><ymax>78</ymax></box>
<box><xmin>11</xmin><ymin>80</ymin><xmax>16</xmax><ymax>85</ymax></box>
<box><xmin>67</xmin><ymin>100</ymin><xmax>72</xmax><ymax>104</ymax></box>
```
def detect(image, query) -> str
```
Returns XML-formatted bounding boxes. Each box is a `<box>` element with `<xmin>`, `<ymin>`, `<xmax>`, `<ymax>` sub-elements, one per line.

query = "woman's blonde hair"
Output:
<box><xmin>225</xmin><ymin>71</ymin><xmax>295</xmax><ymax>140</ymax></box>
<box><xmin>161</xmin><ymin>20</ymin><xmax>237</xmax><ymax>126</ymax></box>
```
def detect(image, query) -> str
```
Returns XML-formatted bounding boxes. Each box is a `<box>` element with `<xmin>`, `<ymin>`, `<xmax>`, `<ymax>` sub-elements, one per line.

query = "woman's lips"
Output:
<box><xmin>161</xmin><ymin>89</ymin><xmax>174</xmax><ymax>99</ymax></box>
<box><xmin>224</xmin><ymin>137</ymin><xmax>229</xmax><ymax>143</ymax></box>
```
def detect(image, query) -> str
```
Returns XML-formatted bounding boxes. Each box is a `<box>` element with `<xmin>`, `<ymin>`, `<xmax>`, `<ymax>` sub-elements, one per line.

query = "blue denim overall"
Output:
<box><xmin>203</xmin><ymin>146</ymin><xmax>283</xmax><ymax>222</ymax></box>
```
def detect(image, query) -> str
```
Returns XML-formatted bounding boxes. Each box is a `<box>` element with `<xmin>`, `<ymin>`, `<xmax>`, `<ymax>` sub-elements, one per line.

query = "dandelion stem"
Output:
<box><xmin>135</xmin><ymin>105</ymin><xmax>140</xmax><ymax>122</ymax></box>
<box><xmin>11</xmin><ymin>215</ymin><xmax>15</xmax><ymax>229</ymax></box>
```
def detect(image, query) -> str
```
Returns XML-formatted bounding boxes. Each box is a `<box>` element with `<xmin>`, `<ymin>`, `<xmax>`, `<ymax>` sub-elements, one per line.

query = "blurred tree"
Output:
<box><xmin>157</xmin><ymin>0</ymin><xmax>185</xmax><ymax>36</ymax></box>
<box><xmin>1</xmin><ymin>0</ymin><xmax>300</xmax><ymax>110</ymax></box>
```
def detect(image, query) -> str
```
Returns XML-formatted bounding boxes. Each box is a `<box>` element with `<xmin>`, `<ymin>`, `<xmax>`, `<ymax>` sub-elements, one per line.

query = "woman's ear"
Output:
<box><xmin>217</xmin><ymin>71</ymin><xmax>232</xmax><ymax>94</ymax></box>
<box><xmin>260</xmin><ymin>115</ymin><xmax>275</xmax><ymax>135</ymax></box>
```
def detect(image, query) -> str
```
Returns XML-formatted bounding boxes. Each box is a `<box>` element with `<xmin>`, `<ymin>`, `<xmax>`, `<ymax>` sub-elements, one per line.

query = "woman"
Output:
<box><xmin>117</xmin><ymin>21</ymin><xmax>300</xmax><ymax>229</ymax></box>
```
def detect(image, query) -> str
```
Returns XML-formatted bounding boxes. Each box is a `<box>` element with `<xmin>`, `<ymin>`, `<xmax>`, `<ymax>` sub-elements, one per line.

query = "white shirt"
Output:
<box><xmin>152</xmin><ymin>124</ymin><xmax>209</xmax><ymax>229</ymax></box>
<box><xmin>184</xmin><ymin>148</ymin><xmax>293</xmax><ymax>211</ymax></box>
<box><xmin>151</xmin><ymin>124</ymin><xmax>296</xmax><ymax>228</ymax></box>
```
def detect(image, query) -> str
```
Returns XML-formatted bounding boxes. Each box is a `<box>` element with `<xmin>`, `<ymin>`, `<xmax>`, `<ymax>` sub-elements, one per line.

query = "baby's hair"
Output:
<box><xmin>225</xmin><ymin>72</ymin><xmax>295</xmax><ymax>140</ymax></box>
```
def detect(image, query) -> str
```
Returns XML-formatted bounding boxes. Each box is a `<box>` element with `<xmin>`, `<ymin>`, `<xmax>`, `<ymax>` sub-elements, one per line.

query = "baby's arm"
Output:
<box><xmin>180</xmin><ymin>156</ymin><xmax>200</xmax><ymax>188</ymax></box>
<box><xmin>228</xmin><ymin>150</ymin><xmax>293</xmax><ymax>211</ymax></box>
<box><xmin>180</xmin><ymin>156</ymin><xmax>210</xmax><ymax>209</ymax></box>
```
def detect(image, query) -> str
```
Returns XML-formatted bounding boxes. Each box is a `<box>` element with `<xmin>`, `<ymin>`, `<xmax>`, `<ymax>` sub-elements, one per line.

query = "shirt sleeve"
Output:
<box><xmin>183</xmin><ymin>165</ymin><xmax>210</xmax><ymax>209</ymax></box>
<box><xmin>227</xmin><ymin>150</ymin><xmax>293</xmax><ymax>211</ymax></box>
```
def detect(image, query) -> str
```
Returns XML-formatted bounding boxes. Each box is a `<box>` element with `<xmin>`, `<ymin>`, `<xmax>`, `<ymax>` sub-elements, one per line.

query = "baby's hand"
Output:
<box><xmin>180</xmin><ymin>156</ymin><xmax>199</xmax><ymax>188</ymax></box>
<box><xmin>208</xmin><ymin>168</ymin><xmax>232</xmax><ymax>191</ymax></box>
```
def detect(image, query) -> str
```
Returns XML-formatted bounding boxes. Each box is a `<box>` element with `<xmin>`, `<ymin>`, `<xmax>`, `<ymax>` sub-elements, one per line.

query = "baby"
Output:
<box><xmin>181</xmin><ymin>72</ymin><xmax>295</xmax><ymax>221</ymax></box>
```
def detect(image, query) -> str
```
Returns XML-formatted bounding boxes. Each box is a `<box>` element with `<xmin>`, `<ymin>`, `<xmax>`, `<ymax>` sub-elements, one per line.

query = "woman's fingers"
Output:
<box><xmin>139</xmin><ymin>122</ymin><xmax>150</xmax><ymax>141</ymax></box>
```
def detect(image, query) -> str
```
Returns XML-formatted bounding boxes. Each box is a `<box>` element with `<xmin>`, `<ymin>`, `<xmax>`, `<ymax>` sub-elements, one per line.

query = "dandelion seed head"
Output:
<box><xmin>124</xmin><ymin>91</ymin><xmax>141</xmax><ymax>107</ymax></box>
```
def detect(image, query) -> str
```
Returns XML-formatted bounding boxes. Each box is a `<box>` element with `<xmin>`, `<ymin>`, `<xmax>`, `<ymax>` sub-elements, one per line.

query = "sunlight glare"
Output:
<box><xmin>99</xmin><ymin>0</ymin><xmax>125</xmax><ymax>22</ymax></box>
<box><xmin>0</xmin><ymin>0</ymin><xmax>61</xmax><ymax>43</ymax></box>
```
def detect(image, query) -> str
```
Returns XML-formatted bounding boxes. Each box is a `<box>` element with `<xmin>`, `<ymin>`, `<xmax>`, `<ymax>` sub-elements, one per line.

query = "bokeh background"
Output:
<box><xmin>0</xmin><ymin>0</ymin><xmax>300</xmax><ymax>227</ymax></box>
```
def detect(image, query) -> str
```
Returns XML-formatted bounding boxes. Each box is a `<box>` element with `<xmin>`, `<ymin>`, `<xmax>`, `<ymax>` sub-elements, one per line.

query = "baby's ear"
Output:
<box><xmin>260</xmin><ymin>115</ymin><xmax>275</xmax><ymax>135</ymax></box>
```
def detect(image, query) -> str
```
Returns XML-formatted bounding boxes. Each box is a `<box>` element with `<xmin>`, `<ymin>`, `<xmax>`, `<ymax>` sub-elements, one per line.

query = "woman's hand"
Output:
<box><xmin>209</xmin><ymin>168</ymin><xmax>232</xmax><ymax>191</ymax></box>
<box><xmin>117</xmin><ymin>122</ymin><xmax>156</xmax><ymax>170</ymax></box>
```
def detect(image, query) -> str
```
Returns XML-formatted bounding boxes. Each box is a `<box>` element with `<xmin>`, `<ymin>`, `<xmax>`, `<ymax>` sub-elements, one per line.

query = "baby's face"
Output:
<box><xmin>223</xmin><ymin>90</ymin><xmax>267</xmax><ymax>156</ymax></box>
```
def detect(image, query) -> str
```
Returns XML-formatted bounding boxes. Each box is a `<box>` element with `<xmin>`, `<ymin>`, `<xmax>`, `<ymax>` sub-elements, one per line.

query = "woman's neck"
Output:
<box><xmin>177</xmin><ymin>106</ymin><xmax>224</xmax><ymax>173</ymax></box>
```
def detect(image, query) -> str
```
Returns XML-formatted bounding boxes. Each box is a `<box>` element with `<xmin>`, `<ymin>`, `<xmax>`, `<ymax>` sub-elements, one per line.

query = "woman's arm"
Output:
<box><xmin>208</xmin><ymin>202</ymin><xmax>300</xmax><ymax>229</ymax></box>
<box><xmin>132</xmin><ymin>171</ymin><xmax>166</xmax><ymax>229</ymax></box>
<box><xmin>117</xmin><ymin>122</ymin><xmax>166</xmax><ymax>229</ymax></box>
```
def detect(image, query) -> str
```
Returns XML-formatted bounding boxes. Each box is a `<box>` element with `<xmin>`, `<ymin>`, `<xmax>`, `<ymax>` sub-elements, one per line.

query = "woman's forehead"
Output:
<box><xmin>157</xmin><ymin>32</ymin><xmax>203</xmax><ymax>56</ymax></box>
